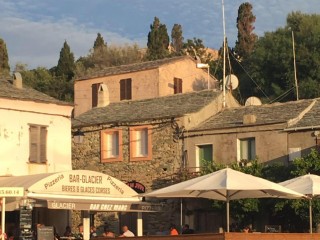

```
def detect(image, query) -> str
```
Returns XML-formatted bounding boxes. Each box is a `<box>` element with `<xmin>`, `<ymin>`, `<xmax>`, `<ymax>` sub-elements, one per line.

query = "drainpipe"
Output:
<box><xmin>283</xmin><ymin>126</ymin><xmax>320</xmax><ymax>132</ymax></box>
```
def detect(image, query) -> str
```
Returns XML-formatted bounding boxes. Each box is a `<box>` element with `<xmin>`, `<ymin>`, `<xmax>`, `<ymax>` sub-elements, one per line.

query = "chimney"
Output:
<box><xmin>97</xmin><ymin>83</ymin><xmax>110</xmax><ymax>107</ymax></box>
<box><xmin>243</xmin><ymin>114</ymin><xmax>256</xmax><ymax>124</ymax></box>
<box><xmin>13</xmin><ymin>72</ymin><xmax>23</xmax><ymax>89</ymax></box>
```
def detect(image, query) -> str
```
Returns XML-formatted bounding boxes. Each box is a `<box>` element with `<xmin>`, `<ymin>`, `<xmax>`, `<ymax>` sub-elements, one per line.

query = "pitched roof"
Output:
<box><xmin>0</xmin><ymin>79</ymin><xmax>72</xmax><ymax>106</ymax></box>
<box><xmin>72</xmin><ymin>90</ymin><xmax>221</xmax><ymax>128</ymax></box>
<box><xmin>287</xmin><ymin>98</ymin><xmax>320</xmax><ymax>129</ymax></box>
<box><xmin>191</xmin><ymin>99</ymin><xmax>315</xmax><ymax>131</ymax></box>
<box><xmin>75</xmin><ymin>56</ymin><xmax>194</xmax><ymax>81</ymax></box>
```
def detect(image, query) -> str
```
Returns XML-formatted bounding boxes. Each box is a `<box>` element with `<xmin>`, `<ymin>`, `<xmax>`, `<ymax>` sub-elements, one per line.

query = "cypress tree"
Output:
<box><xmin>171</xmin><ymin>24</ymin><xmax>184</xmax><ymax>55</ymax></box>
<box><xmin>56</xmin><ymin>40</ymin><xmax>75</xmax><ymax>81</ymax></box>
<box><xmin>93</xmin><ymin>33</ymin><xmax>107</xmax><ymax>51</ymax></box>
<box><xmin>0</xmin><ymin>38</ymin><xmax>10</xmax><ymax>77</ymax></box>
<box><xmin>146</xmin><ymin>17</ymin><xmax>170</xmax><ymax>60</ymax></box>
<box><xmin>234</xmin><ymin>2</ymin><xmax>257</xmax><ymax>60</ymax></box>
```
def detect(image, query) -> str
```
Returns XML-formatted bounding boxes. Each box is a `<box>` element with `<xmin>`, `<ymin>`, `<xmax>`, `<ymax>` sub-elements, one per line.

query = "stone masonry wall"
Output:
<box><xmin>72</xmin><ymin>119</ymin><xmax>185</xmax><ymax>235</ymax></box>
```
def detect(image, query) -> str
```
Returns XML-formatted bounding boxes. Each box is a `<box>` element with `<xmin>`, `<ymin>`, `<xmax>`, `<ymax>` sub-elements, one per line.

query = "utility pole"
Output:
<box><xmin>222</xmin><ymin>0</ymin><xmax>226</xmax><ymax>108</ymax></box>
<box><xmin>292</xmin><ymin>30</ymin><xmax>299</xmax><ymax>100</ymax></box>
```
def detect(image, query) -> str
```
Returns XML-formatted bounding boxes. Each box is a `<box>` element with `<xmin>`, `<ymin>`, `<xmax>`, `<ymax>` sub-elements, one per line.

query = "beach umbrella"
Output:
<box><xmin>280</xmin><ymin>173</ymin><xmax>320</xmax><ymax>233</ymax></box>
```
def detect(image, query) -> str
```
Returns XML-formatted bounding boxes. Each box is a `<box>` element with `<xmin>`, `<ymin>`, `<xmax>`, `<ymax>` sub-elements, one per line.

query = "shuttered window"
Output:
<box><xmin>174</xmin><ymin>78</ymin><xmax>182</xmax><ymax>94</ymax></box>
<box><xmin>130</xmin><ymin>126</ymin><xmax>152</xmax><ymax>161</ymax></box>
<box><xmin>92</xmin><ymin>83</ymin><xmax>101</xmax><ymax>107</ymax></box>
<box><xmin>29</xmin><ymin>125</ymin><xmax>47</xmax><ymax>163</ymax></box>
<box><xmin>101</xmin><ymin>129</ymin><xmax>123</xmax><ymax>162</ymax></box>
<box><xmin>120</xmin><ymin>78</ymin><xmax>132</xmax><ymax>100</ymax></box>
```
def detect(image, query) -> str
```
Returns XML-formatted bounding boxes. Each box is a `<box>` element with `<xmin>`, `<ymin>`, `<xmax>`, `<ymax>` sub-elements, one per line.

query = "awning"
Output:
<box><xmin>0</xmin><ymin>170</ymin><xmax>163</xmax><ymax>212</ymax></box>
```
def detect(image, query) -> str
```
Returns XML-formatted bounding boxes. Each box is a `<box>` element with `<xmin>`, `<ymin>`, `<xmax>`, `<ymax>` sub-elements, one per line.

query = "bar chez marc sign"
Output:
<box><xmin>48</xmin><ymin>201</ymin><xmax>163</xmax><ymax>212</ymax></box>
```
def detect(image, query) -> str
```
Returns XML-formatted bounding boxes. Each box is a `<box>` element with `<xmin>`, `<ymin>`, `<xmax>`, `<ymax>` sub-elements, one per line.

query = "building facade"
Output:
<box><xmin>74</xmin><ymin>56</ymin><xmax>218</xmax><ymax>116</ymax></box>
<box><xmin>72</xmin><ymin>90</ymin><xmax>240</xmax><ymax>233</ymax></box>
<box><xmin>0</xmin><ymin>75</ymin><xmax>73</xmax><ymax>176</ymax></box>
<box><xmin>184</xmin><ymin>98</ymin><xmax>320</xmax><ymax>168</ymax></box>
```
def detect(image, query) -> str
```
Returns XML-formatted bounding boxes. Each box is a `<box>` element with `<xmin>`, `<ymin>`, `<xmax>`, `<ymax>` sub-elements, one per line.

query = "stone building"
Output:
<box><xmin>184</xmin><ymin>98</ymin><xmax>320</xmax><ymax>167</ymax></box>
<box><xmin>74</xmin><ymin>56</ymin><xmax>218</xmax><ymax>116</ymax></box>
<box><xmin>72</xmin><ymin>89</ymin><xmax>240</xmax><ymax>234</ymax></box>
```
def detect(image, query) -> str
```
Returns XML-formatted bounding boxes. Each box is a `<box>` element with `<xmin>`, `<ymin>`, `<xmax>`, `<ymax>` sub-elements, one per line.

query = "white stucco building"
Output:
<box><xmin>0</xmin><ymin>74</ymin><xmax>73</xmax><ymax>176</ymax></box>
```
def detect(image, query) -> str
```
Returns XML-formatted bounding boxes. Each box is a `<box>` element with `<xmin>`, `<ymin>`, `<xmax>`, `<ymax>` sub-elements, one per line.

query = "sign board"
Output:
<box><xmin>37</xmin><ymin>226</ymin><xmax>54</xmax><ymax>240</ymax></box>
<box><xmin>0</xmin><ymin>187</ymin><xmax>24</xmax><ymax>197</ymax></box>
<box><xmin>28</xmin><ymin>170</ymin><xmax>138</xmax><ymax>198</ymax></box>
<box><xmin>47</xmin><ymin>201</ymin><xmax>165</xmax><ymax>212</ymax></box>
<box><xmin>126</xmin><ymin>181</ymin><xmax>146</xmax><ymax>193</ymax></box>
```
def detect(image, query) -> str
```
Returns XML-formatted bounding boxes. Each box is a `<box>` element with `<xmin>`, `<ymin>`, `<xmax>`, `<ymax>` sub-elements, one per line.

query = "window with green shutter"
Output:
<box><xmin>198</xmin><ymin>144</ymin><xmax>213</xmax><ymax>166</ymax></box>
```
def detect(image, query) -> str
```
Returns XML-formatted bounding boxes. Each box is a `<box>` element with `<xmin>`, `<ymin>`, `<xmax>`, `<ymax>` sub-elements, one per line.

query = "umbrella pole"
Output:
<box><xmin>180</xmin><ymin>198</ymin><xmax>183</xmax><ymax>231</ymax></box>
<box><xmin>226</xmin><ymin>199</ymin><xmax>230</xmax><ymax>232</ymax></box>
<box><xmin>309</xmin><ymin>199</ymin><xmax>312</xmax><ymax>233</ymax></box>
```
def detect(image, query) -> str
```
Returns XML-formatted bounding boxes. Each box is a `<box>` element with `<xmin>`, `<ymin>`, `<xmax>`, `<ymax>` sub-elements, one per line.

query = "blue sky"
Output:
<box><xmin>1</xmin><ymin>0</ymin><xmax>320</xmax><ymax>69</ymax></box>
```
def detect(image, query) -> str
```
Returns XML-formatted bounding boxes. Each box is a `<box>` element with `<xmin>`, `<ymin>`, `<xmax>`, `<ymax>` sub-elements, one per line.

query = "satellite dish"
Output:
<box><xmin>245</xmin><ymin>96</ymin><xmax>262</xmax><ymax>106</ymax></box>
<box><xmin>225</xmin><ymin>74</ymin><xmax>239</xmax><ymax>90</ymax></box>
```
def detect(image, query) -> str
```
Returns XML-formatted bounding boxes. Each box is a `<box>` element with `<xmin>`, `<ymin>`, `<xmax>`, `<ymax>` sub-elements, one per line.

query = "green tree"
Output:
<box><xmin>0</xmin><ymin>38</ymin><xmax>10</xmax><ymax>77</ymax></box>
<box><xmin>234</xmin><ymin>2</ymin><xmax>257</xmax><ymax>60</ymax></box>
<box><xmin>246</xmin><ymin>12</ymin><xmax>320</xmax><ymax>102</ymax></box>
<box><xmin>183</xmin><ymin>38</ymin><xmax>212</xmax><ymax>63</ymax></box>
<box><xmin>146</xmin><ymin>17</ymin><xmax>170</xmax><ymax>60</ymax></box>
<box><xmin>171</xmin><ymin>24</ymin><xmax>184</xmax><ymax>55</ymax></box>
<box><xmin>273</xmin><ymin>149</ymin><xmax>320</xmax><ymax>232</ymax></box>
<box><xmin>93</xmin><ymin>33</ymin><xmax>107</xmax><ymax>50</ymax></box>
<box><xmin>56</xmin><ymin>40</ymin><xmax>75</xmax><ymax>81</ymax></box>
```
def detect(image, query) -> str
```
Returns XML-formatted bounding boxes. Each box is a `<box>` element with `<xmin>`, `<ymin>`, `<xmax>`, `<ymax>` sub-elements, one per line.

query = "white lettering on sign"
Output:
<box><xmin>51</xmin><ymin>202</ymin><xmax>76</xmax><ymax>209</ymax></box>
<box><xmin>44</xmin><ymin>174</ymin><xmax>64</xmax><ymax>189</ymax></box>
<box><xmin>69</xmin><ymin>174</ymin><xmax>102</xmax><ymax>184</ymax></box>
<box><xmin>89</xmin><ymin>204</ymin><xmax>128</xmax><ymax>211</ymax></box>
<box><xmin>0</xmin><ymin>187</ymin><xmax>24</xmax><ymax>197</ymax></box>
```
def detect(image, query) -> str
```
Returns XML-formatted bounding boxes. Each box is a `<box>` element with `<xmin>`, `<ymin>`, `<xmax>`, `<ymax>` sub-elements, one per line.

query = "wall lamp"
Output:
<box><xmin>73</xmin><ymin>129</ymin><xmax>85</xmax><ymax>144</ymax></box>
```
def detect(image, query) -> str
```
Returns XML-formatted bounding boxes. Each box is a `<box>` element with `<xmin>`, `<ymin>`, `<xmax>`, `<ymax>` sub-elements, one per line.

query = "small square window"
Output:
<box><xmin>101</xmin><ymin>129</ymin><xmax>123</xmax><ymax>162</ymax></box>
<box><xmin>130</xmin><ymin>126</ymin><xmax>152</xmax><ymax>161</ymax></box>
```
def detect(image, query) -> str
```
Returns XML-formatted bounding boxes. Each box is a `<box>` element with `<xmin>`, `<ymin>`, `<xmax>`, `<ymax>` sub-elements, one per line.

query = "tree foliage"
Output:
<box><xmin>0</xmin><ymin>38</ymin><xmax>10</xmax><ymax>77</ymax></box>
<box><xmin>234</xmin><ymin>2</ymin><xmax>257</xmax><ymax>60</ymax></box>
<box><xmin>93</xmin><ymin>32</ymin><xmax>107</xmax><ymax>51</ymax></box>
<box><xmin>56</xmin><ymin>40</ymin><xmax>75</xmax><ymax>81</ymax></box>
<box><xmin>243</xmin><ymin>11</ymin><xmax>320</xmax><ymax>102</ymax></box>
<box><xmin>171</xmin><ymin>24</ymin><xmax>184</xmax><ymax>55</ymax></box>
<box><xmin>146</xmin><ymin>17</ymin><xmax>170</xmax><ymax>60</ymax></box>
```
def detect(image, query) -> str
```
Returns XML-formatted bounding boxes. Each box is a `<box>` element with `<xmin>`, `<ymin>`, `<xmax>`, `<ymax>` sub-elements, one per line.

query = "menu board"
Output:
<box><xmin>37</xmin><ymin>226</ymin><xmax>54</xmax><ymax>240</ymax></box>
<box><xmin>19</xmin><ymin>206</ymin><xmax>33</xmax><ymax>240</ymax></box>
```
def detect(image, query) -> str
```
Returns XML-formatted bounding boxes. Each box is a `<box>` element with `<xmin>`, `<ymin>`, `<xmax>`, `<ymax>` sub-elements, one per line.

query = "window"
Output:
<box><xmin>29</xmin><ymin>125</ymin><xmax>47</xmax><ymax>163</ymax></box>
<box><xmin>120</xmin><ymin>78</ymin><xmax>132</xmax><ymax>100</ymax></box>
<box><xmin>174</xmin><ymin>78</ymin><xmax>182</xmax><ymax>94</ymax></box>
<box><xmin>92</xmin><ymin>83</ymin><xmax>102</xmax><ymax>107</ymax></box>
<box><xmin>101</xmin><ymin>129</ymin><xmax>123</xmax><ymax>162</ymax></box>
<box><xmin>196</xmin><ymin>144</ymin><xmax>213</xmax><ymax>170</ymax></box>
<box><xmin>288</xmin><ymin>147</ymin><xmax>301</xmax><ymax>162</ymax></box>
<box><xmin>239</xmin><ymin>138</ymin><xmax>256</xmax><ymax>161</ymax></box>
<box><xmin>130</xmin><ymin>126</ymin><xmax>152</xmax><ymax>161</ymax></box>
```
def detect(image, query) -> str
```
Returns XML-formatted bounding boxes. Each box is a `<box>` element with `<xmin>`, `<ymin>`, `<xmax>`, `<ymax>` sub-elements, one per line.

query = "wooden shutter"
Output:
<box><xmin>92</xmin><ymin>83</ymin><xmax>100</xmax><ymax>107</ymax></box>
<box><xmin>120</xmin><ymin>79</ymin><xmax>132</xmax><ymax>100</ymax></box>
<box><xmin>174</xmin><ymin>78</ymin><xmax>182</xmax><ymax>94</ymax></box>
<box><xmin>29</xmin><ymin>126</ymin><xmax>38</xmax><ymax>163</ymax></box>
<box><xmin>40</xmin><ymin>126</ymin><xmax>47</xmax><ymax>163</ymax></box>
